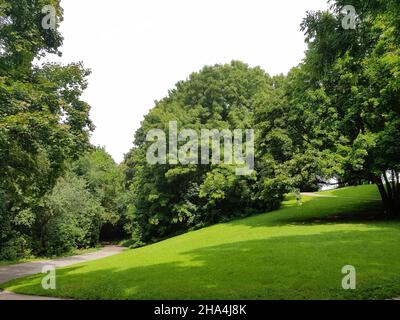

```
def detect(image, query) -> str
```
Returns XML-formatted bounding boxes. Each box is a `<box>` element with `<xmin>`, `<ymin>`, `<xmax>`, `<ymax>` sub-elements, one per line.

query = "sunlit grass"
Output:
<box><xmin>2</xmin><ymin>185</ymin><xmax>400</xmax><ymax>300</ymax></box>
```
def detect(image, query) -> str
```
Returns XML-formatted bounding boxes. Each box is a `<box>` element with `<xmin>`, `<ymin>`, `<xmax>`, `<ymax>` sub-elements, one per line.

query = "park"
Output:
<box><xmin>0</xmin><ymin>0</ymin><xmax>399</xmax><ymax>302</ymax></box>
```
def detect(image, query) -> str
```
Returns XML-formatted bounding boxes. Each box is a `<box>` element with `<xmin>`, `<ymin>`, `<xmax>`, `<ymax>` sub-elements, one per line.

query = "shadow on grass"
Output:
<box><xmin>5</xmin><ymin>227</ymin><xmax>400</xmax><ymax>300</ymax></box>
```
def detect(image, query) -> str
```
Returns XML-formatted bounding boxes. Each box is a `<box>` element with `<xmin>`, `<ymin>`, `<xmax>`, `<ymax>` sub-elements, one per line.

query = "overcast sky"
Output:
<box><xmin>44</xmin><ymin>0</ymin><xmax>329</xmax><ymax>163</ymax></box>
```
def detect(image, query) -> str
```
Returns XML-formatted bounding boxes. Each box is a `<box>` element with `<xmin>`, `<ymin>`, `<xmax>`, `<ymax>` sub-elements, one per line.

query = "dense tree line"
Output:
<box><xmin>1</xmin><ymin>0</ymin><xmax>398</xmax><ymax>259</ymax></box>
<box><xmin>123</xmin><ymin>62</ymin><xmax>294</xmax><ymax>245</ymax></box>
<box><xmin>0</xmin><ymin>1</ymin><xmax>128</xmax><ymax>259</ymax></box>
<box><xmin>124</xmin><ymin>0</ymin><xmax>399</xmax><ymax>244</ymax></box>
<box><xmin>287</xmin><ymin>0</ymin><xmax>400</xmax><ymax>214</ymax></box>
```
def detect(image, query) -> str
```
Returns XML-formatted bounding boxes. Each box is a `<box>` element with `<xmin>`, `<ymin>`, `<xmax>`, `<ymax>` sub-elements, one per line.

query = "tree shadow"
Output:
<box><xmin>5</xmin><ymin>227</ymin><xmax>400</xmax><ymax>300</ymax></box>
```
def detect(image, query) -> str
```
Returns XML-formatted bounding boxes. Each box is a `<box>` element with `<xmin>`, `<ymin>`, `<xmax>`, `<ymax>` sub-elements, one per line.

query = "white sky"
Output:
<box><xmin>44</xmin><ymin>0</ymin><xmax>329</xmax><ymax>163</ymax></box>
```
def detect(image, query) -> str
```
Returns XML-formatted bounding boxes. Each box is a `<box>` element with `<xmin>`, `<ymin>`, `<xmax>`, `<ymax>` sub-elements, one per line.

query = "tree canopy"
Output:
<box><xmin>0</xmin><ymin>0</ymin><xmax>95</xmax><ymax>258</ymax></box>
<box><xmin>1</xmin><ymin>0</ymin><xmax>399</xmax><ymax>259</ymax></box>
<box><xmin>124</xmin><ymin>61</ymin><xmax>289</xmax><ymax>243</ymax></box>
<box><xmin>288</xmin><ymin>0</ymin><xmax>400</xmax><ymax>213</ymax></box>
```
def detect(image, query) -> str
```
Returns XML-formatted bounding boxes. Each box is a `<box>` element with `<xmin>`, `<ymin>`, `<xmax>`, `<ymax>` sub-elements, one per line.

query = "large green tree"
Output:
<box><xmin>0</xmin><ymin>0</ymin><xmax>93</xmax><ymax>258</ymax></box>
<box><xmin>263</xmin><ymin>0</ymin><xmax>400</xmax><ymax>214</ymax></box>
<box><xmin>125</xmin><ymin>61</ymin><xmax>285</xmax><ymax>243</ymax></box>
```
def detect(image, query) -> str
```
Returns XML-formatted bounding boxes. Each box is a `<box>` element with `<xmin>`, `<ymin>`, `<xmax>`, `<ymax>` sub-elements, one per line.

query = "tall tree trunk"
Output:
<box><xmin>374</xmin><ymin>173</ymin><xmax>400</xmax><ymax>216</ymax></box>
<box><xmin>383</xmin><ymin>172</ymin><xmax>393</xmax><ymax>200</ymax></box>
<box><xmin>394</xmin><ymin>170</ymin><xmax>400</xmax><ymax>214</ymax></box>
<box><xmin>394</xmin><ymin>170</ymin><xmax>399</xmax><ymax>198</ymax></box>
<box><xmin>391</xmin><ymin>170</ymin><xmax>396</xmax><ymax>196</ymax></box>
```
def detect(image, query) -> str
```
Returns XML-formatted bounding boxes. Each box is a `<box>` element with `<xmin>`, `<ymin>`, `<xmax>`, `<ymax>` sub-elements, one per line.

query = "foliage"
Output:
<box><xmin>124</xmin><ymin>61</ymin><xmax>286</xmax><ymax>243</ymax></box>
<box><xmin>40</xmin><ymin>174</ymin><xmax>104</xmax><ymax>255</ymax></box>
<box><xmin>1</xmin><ymin>147</ymin><xmax>129</xmax><ymax>257</ymax></box>
<box><xmin>0</xmin><ymin>0</ymin><xmax>93</xmax><ymax>258</ymax></box>
<box><xmin>1</xmin><ymin>0</ymin><xmax>399</xmax><ymax>261</ymax></box>
<box><xmin>72</xmin><ymin>148</ymin><xmax>130</xmax><ymax>240</ymax></box>
<box><xmin>4</xmin><ymin>186</ymin><xmax>400</xmax><ymax>300</ymax></box>
<box><xmin>262</xmin><ymin>0</ymin><xmax>400</xmax><ymax>214</ymax></box>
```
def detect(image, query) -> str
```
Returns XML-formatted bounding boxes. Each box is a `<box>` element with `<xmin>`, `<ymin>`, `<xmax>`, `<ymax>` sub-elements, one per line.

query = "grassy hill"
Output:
<box><xmin>2</xmin><ymin>185</ymin><xmax>400</xmax><ymax>300</ymax></box>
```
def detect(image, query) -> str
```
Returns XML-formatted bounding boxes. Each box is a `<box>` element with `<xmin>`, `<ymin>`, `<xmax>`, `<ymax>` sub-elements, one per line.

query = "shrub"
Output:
<box><xmin>40</xmin><ymin>174</ymin><xmax>104</xmax><ymax>255</ymax></box>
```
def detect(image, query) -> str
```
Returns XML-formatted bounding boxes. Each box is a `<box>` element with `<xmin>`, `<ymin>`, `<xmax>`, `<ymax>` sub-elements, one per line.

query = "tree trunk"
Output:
<box><xmin>373</xmin><ymin>173</ymin><xmax>400</xmax><ymax>216</ymax></box>
<box><xmin>391</xmin><ymin>170</ymin><xmax>396</xmax><ymax>196</ymax></box>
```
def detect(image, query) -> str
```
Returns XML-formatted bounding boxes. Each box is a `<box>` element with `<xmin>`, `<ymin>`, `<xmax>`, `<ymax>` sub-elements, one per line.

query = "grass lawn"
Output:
<box><xmin>2</xmin><ymin>185</ymin><xmax>400</xmax><ymax>300</ymax></box>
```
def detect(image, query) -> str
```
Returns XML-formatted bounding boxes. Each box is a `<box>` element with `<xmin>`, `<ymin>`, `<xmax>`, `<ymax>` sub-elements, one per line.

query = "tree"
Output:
<box><xmin>264</xmin><ymin>0</ymin><xmax>400</xmax><ymax>214</ymax></box>
<box><xmin>0</xmin><ymin>0</ymin><xmax>93</xmax><ymax>258</ymax></box>
<box><xmin>41</xmin><ymin>173</ymin><xmax>104</xmax><ymax>255</ymax></box>
<box><xmin>72</xmin><ymin>148</ymin><xmax>130</xmax><ymax>240</ymax></box>
<box><xmin>124</xmin><ymin>61</ymin><xmax>285</xmax><ymax>243</ymax></box>
<box><xmin>254</xmin><ymin>73</ymin><xmax>327</xmax><ymax>194</ymax></box>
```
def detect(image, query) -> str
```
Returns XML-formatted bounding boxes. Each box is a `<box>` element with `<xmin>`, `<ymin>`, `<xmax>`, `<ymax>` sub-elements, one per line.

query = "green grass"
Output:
<box><xmin>2</xmin><ymin>185</ymin><xmax>400</xmax><ymax>300</ymax></box>
<box><xmin>318</xmin><ymin>184</ymin><xmax>382</xmax><ymax>200</ymax></box>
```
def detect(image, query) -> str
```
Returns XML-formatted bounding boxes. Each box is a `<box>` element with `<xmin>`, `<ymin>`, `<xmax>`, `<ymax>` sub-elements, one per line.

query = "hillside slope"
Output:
<box><xmin>2</xmin><ymin>185</ymin><xmax>400</xmax><ymax>300</ymax></box>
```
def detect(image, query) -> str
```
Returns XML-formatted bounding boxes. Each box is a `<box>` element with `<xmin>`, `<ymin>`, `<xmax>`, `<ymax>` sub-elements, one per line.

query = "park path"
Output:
<box><xmin>301</xmin><ymin>192</ymin><xmax>382</xmax><ymax>201</ymax></box>
<box><xmin>301</xmin><ymin>192</ymin><xmax>337</xmax><ymax>198</ymax></box>
<box><xmin>0</xmin><ymin>290</ymin><xmax>64</xmax><ymax>300</ymax></box>
<box><xmin>0</xmin><ymin>245</ymin><xmax>125</xmax><ymax>300</ymax></box>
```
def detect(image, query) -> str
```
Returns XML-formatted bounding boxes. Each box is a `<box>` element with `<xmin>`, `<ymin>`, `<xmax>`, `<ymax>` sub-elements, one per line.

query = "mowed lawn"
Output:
<box><xmin>2</xmin><ymin>185</ymin><xmax>400</xmax><ymax>300</ymax></box>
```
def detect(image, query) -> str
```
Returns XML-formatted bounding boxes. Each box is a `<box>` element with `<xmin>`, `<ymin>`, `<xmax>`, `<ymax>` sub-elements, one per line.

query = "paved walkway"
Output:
<box><xmin>301</xmin><ymin>192</ymin><xmax>381</xmax><ymax>201</ymax></box>
<box><xmin>0</xmin><ymin>245</ymin><xmax>125</xmax><ymax>300</ymax></box>
<box><xmin>0</xmin><ymin>290</ymin><xmax>64</xmax><ymax>300</ymax></box>
<box><xmin>301</xmin><ymin>192</ymin><xmax>337</xmax><ymax>198</ymax></box>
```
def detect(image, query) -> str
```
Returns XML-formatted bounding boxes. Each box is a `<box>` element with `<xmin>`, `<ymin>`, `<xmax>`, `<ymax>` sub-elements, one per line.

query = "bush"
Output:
<box><xmin>40</xmin><ymin>174</ymin><xmax>104</xmax><ymax>255</ymax></box>
<box><xmin>0</xmin><ymin>236</ymin><xmax>32</xmax><ymax>261</ymax></box>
